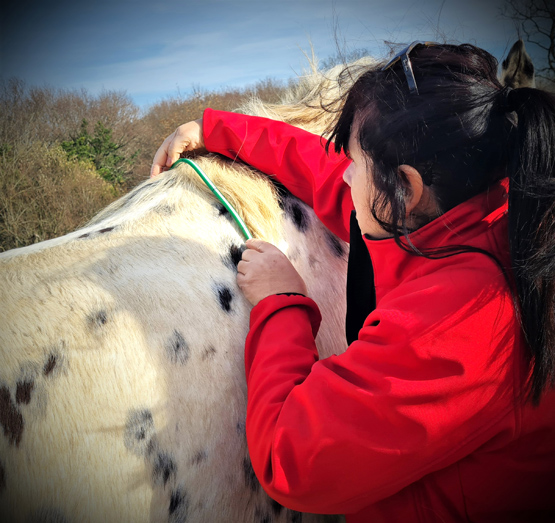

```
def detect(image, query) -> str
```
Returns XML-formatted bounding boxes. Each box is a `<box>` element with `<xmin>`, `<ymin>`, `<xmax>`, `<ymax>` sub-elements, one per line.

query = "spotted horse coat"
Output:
<box><xmin>0</xmin><ymin>56</ymin><xmax>379</xmax><ymax>523</ymax></box>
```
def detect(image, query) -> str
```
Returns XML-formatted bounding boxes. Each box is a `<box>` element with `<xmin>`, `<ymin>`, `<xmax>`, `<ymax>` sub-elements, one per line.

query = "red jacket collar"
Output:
<box><xmin>363</xmin><ymin>180</ymin><xmax>509</xmax><ymax>304</ymax></box>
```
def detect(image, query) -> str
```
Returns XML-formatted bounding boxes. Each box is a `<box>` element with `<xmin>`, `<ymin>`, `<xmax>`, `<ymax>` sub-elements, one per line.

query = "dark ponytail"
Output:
<box><xmin>505</xmin><ymin>87</ymin><xmax>555</xmax><ymax>402</ymax></box>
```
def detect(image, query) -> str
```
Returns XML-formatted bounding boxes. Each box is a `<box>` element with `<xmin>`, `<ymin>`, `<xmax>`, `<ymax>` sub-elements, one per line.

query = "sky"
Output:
<box><xmin>1</xmin><ymin>0</ymin><xmax>534</xmax><ymax>110</ymax></box>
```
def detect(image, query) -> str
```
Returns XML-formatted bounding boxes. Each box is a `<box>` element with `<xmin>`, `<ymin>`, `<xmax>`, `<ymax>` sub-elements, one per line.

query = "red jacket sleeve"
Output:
<box><xmin>244</xmin><ymin>264</ymin><xmax>521</xmax><ymax>515</ymax></box>
<box><xmin>202</xmin><ymin>108</ymin><xmax>354</xmax><ymax>241</ymax></box>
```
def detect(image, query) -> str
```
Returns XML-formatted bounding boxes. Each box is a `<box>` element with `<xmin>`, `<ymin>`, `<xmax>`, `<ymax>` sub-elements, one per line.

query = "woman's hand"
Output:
<box><xmin>237</xmin><ymin>239</ymin><xmax>308</xmax><ymax>306</ymax></box>
<box><xmin>150</xmin><ymin>119</ymin><xmax>204</xmax><ymax>177</ymax></box>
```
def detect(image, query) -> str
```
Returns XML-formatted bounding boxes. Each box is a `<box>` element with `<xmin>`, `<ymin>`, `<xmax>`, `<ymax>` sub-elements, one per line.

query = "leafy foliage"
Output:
<box><xmin>61</xmin><ymin>119</ymin><xmax>137</xmax><ymax>185</ymax></box>
<box><xmin>0</xmin><ymin>143</ymin><xmax>118</xmax><ymax>250</ymax></box>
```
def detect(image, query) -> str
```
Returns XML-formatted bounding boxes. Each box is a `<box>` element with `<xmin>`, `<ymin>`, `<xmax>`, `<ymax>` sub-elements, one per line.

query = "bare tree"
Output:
<box><xmin>503</xmin><ymin>0</ymin><xmax>555</xmax><ymax>86</ymax></box>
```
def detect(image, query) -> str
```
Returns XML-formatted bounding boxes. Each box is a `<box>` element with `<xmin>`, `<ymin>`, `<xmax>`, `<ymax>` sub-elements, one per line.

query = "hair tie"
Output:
<box><xmin>498</xmin><ymin>87</ymin><xmax>516</xmax><ymax>113</ymax></box>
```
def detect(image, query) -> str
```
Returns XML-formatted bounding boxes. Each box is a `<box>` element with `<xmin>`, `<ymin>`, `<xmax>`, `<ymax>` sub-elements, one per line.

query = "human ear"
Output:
<box><xmin>398</xmin><ymin>164</ymin><xmax>424</xmax><ymax>214</ymax></box>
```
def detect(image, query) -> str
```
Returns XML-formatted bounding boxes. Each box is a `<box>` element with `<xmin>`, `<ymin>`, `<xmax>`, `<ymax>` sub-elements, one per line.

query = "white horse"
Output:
<box><xmin>0</xmin><ymin>54</ymin><xmax>379</xmax><ymax>523</ymax></box>
<box><xmin>0</xmin><ymin>42</ymin><xmax>534</xmax><ymax>523</ymax></box>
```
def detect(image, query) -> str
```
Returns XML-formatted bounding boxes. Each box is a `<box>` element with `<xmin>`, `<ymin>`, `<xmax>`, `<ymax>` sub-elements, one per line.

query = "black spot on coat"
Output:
<box><xmin>215</xmin><ymin>285</ymin><xmax>234</xmax><ymax>313</ymax></box>
<box><xmin>230</xmin><ymin>244</ymin><xmax>245</xmax><ymax>266</ymax></box>
<box><xmin>284</xmin><ymin>199</ymin><xmax>309</xmax><ymax>232</ymax></box>
<box><xmin>0</xmin><ymin>459</ymin><xmax>5</xmax><ymax>493</ymax></box>
<box><xmin>0</xmin><ymin>385</ymin><xmax>24</xmax><ymax>446</ymax></box>
<box><xmin>42</xmin><ymin>347</ymin><xmax>66</xmax><ymax>379</ymax></box>
<box><xmin>15</xmin><ymin>380</ymin><xmax>34</xmax><ymax>405</ymax></box>
<box><xmin>124</xmin><ymin>409</ymin><xmax>155</xmax><ymax>456</ymax></box>
<box><xmin>153</xmin><ymin>452</ymin><xmax>176</xmax><ymax>486</ymax></box>
<box><xmin>166</xmin><ymin>330</ymin><xmax>189</xmax><ymax>364</ymax></box>
<box><xmin>325</xmin><ymin>230</ymin><xmax>346</xmax><ymax>258</ymax></box>
<box><xmin>43</xmin><ymin>354</ymin><xmax>57</xmax><ymax>376</ymax></box>
<box><xmin>273</xmin><ymin>181</ymin><xmax>290</xmax><ymax>208</ymax></box>
<box><xmin>154</xmin><ymin>204</ymin><xmax>175</xmax><ymax>216</ymax></box>
<box><xmin>87</xmin><ymin>310</ymin><xmax>108</xmax><ymax>329</ymax></box>
<box><xmin>190</xmin><ymin>450</ymin><xmax>207</xmax><ymax>466</ymax></box>
<box><xmin>236</xmin><ymin>420</ymin><xmax>246</xmax><ymax>438</ymax></box>
<box><xmin>201</xmin><ymin>346</ymin><xmax>217</xmax><ymax>360</ymax></box>
<box><xmin>78</xmin><ymin>227</ymin><xmax>115</xmax><ymax>239</ymax></box>
<box><xmin>146</xmin><ymin>437</ymin><xmax>157</xmax><ymax>458</ymax></box>
<box><xmin>228</xmin><ymin>244</ymin><xmax>246</xmax><ymax>270</ymax></box>
<box><xmin>243</xmin><ymin>456</ymin><xmax>259</xmax><ymax>492</ymax></box>
<box><xmin>222</xmin><ymin>243</ymin><xmax>246</xmax><ymax>272</ymax></box>
<box><xmin>169</xmin><ymin>487</ymin><xmax>189</xmax><ymax>521</ymax></box>
<box><xmin>169</xmin><ymin>490</ymin><xmax>182</xmax><ymax>515</ymax></box>
<box><xmin>215</xmin><ymin>202</ymin><xmax>230</xmax><ymax>217</ymax></box>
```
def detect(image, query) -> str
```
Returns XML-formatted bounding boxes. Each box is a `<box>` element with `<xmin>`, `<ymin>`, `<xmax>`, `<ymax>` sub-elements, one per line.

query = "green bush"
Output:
<box><xmin>61</xmin><ymin>119</ymin><xmax>137</xmax><ymax>185</ymax></box>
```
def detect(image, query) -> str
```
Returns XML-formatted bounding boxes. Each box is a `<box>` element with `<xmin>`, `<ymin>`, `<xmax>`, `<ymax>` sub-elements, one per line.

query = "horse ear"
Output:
<box><xmin>500</xmin><ymin>39</ymin><xmax>536</xmax><ymax>89</ymax></box>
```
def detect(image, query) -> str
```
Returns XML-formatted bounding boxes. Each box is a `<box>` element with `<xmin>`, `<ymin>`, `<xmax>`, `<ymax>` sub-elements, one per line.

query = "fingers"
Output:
<box><xmin>236</xmin><ymin>239</ymin><xmax>307</xmax><ymax>305</ymax></box>
<box><xmin>237</xmin><ymin>240</ymin><xmax>258</xmax><ymax>275</ymax></box>
<box><xmin>150</xmin><ymin>133</ymin><xmax>175</xmax><ymax>178</ymax></box>
<box><xmin>150</xmin><ymin>132</ymin><xmax>187</xmax><ymax>178</ymax></box>
<box><xmin>150</xmin><ymin>119</ymin><xmax>204</xmax><ymax>178</ymax></box>
<box><xmin>245</xmin><ymin>238</ymin><xmax>270</xmax><ymax>253</ymax></box>
<box><xmin>166</xmin><ymin>133</ymin><xmax>187</xmax><ymax>168</ymax></box>
<box><xmin>237</xmin><ymin>239</ymin><xmax>268</xmax><ymax>275</ymax></box>
<box><xmin>237</xmin><ymin>261</ymin><xmax>247</xmax><ymax>276</ymax></box>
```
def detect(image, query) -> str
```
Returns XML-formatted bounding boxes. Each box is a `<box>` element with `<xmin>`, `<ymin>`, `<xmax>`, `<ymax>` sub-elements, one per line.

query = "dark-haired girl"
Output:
<box><xmin>151</xmin><ymin>43</ymin><xmax>555</xmax><ymax>521</ymax></box>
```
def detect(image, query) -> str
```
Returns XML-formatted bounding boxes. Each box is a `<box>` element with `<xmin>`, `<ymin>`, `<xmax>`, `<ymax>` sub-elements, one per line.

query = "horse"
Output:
<box><xmin>0</xmin><ymin>53</ymin><xmax>380</xmax><ymax>523</ymax></box>
<box><xmin>0</xmin><ymin>41</ymin><xmax>534</xmax><ymax>523</ymax></box>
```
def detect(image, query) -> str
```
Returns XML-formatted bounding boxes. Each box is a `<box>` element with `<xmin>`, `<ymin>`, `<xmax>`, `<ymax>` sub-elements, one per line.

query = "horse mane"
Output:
<box><xmin>87</xmin><ymin>156</ymin><xmax>284</xmax><ymax>243</ymax></box>
<box><xmin>240</xmin><ymin>56</ymin><xmax>378</xmax><ymax>133</ymax></box>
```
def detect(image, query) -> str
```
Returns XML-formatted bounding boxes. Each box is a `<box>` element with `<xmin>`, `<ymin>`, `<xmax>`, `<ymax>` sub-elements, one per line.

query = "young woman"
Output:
<box><xmin>151</xmin><ymin>43</ymin><xmax>555</xmax><ymax>522</ymax></box>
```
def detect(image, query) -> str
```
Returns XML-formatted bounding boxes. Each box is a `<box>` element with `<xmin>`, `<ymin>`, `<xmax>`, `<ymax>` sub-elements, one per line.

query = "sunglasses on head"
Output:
<box><xmin>381</xmin><ymin>41</ymin><xmax>439</xmax><ymax>95</ymax></box>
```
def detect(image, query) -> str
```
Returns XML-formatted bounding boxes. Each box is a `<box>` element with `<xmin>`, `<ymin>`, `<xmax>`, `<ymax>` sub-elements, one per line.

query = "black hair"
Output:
<box><xmin>326</xmin><ymin>43</ymin><xmax>555</xmax><ymax>403</ymax></box>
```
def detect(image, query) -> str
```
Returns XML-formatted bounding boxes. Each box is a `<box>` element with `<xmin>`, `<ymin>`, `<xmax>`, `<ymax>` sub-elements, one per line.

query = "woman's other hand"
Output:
<box><xmin>150</xmin><ymin>119</ymin><xmax>204</xmax><ymax>177</ymax></box>
<box><xmin>237</xmin><ymin>239</ymin><xmax>308</xmax><ymax>306</ymax></box>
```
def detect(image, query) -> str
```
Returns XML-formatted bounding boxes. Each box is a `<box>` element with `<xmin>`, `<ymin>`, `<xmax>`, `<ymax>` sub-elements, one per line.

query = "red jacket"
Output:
<box><xmin>203</xmin><ymin>108</ymin><xmax>555</xmax><ymax>522</ymax></box>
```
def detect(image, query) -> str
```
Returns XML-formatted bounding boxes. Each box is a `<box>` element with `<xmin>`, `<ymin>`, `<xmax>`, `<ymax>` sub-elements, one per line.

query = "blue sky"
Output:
<box><xmin>1</xmin><ymin>0</ymin><xmax>532</xmax><ymax>110</ymax></box>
